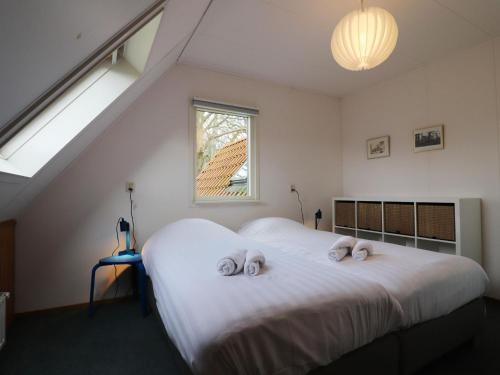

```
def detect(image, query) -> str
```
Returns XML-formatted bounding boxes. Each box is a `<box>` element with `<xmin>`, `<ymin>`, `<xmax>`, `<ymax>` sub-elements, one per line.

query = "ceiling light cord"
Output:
<box><xmin>177</xmin><ymin>0</ymin><xmax>214</xmax><ymax>63</ymax></box>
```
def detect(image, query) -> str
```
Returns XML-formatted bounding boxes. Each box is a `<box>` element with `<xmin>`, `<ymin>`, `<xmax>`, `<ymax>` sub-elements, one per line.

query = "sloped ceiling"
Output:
<box><xmin>180</xmin><ymin>0</ymin><xmax>500</xmax><ymax>97</ymax></box>
<box><xmin>0</xmin><ymin>0</ymin><xmax>211</xmax><ymax>220</ymax></box>
<box><xmin>0</xmin><ymin>0</ymin><xmax>160</xmax><ymax>130</ymax></box>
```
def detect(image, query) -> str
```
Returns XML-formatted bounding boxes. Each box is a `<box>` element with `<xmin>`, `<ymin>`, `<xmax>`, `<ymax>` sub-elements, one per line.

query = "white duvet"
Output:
<box><xmin>143</xmin><ymin>219</ymin><xmax>403</xmax><ymax>375</ymax></box>
<box><xmin>239</xmin><ymin>217</ymin><xmax>489</xmax><ymax>327</ymax></box>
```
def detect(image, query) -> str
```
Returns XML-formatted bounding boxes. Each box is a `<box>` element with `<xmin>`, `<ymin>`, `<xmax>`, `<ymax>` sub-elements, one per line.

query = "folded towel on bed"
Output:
<box><xmin>328</xmin><ymin>236</ymin><xmax>356</xmax><ymax>262</ymax></box>
<box><xmin>217</xmin><ymin>249</ymin><xmax>247</xmax><ymax>276</ymax></box>
<box><xmin>244</xmin><ymin>249</ymin><xmax>266</xmax><ymax>276</ymax></box>
<box><xmin>351</xmin><ymin>240</ymin><xmax>374</xmax><ymax>261</ymax></box>
<box><xmin>328</xmin><ymin>248</ymin><xmax>349</xmax><ymax>262</ymax></box>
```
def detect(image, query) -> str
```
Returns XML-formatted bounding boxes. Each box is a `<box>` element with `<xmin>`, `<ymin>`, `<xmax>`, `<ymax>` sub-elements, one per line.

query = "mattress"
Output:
<box><xmin>142</xmin><ymin>218</ymin><xmax>403</xmax><ymax>375</ymax></box>
<box><xmin>238</xmin><ymin>217</ymin><xmax>489</xmax><ymax>327</ymax></box>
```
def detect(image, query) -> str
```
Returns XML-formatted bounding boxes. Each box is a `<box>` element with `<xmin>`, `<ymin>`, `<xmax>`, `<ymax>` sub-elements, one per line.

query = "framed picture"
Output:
<box><xmin>367</xmin><ymin>136</ymin><xmax>390</xmax><ymax>159</ymax></box>
<box><xmin>414</xmin><ymin>125</ymin><xmax>444</xmax><ymax>152</ymax></box>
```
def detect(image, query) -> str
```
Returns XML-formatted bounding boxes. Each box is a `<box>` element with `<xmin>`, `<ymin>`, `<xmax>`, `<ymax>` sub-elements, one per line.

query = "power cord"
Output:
<box><xmin>111</xmin><ymin>217</ymin><xmax>123</xmax><ymax>256</ymax></box>
<box><xmin>109</xmin><ymin>190</ymin><xmax>137</xmax><ymax>299</ymax></box>
<box><xmin>127</xmin><ymin>188</ymin><xmax>137</xmax><ymax>296</ymax></box>
<box><xmin>291</xmin><ymin>186</ymin><xmax>305</xmax><ymax>224</ymax></box>
<box><xmin>129</xmin><ymin>190</ymin><xmax>137</xmax><ymax>249</ymax></box>
<box><xmin>111</xmin><ymin>217</ymin><xmax>123</xmax><ymax>298</ymax></box>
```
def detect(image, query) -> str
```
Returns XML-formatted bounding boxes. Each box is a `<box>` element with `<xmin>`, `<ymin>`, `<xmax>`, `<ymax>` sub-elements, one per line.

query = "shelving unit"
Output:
<box><xmin>332</xmin><ymin>197</ymin><xmax>482</xmax><ymax>264</ymax></box>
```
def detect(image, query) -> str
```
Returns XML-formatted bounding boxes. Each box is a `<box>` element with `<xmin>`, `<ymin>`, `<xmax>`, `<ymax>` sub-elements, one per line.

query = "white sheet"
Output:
<box><xmin>143</xmin><ymin>218</ymin><xmax>403</xmax><ymax>375</ymax></box>
<box><xmin>239</xmin><ymin>217</ymin><xmax>489</xmax><ymax>327</ymax></box>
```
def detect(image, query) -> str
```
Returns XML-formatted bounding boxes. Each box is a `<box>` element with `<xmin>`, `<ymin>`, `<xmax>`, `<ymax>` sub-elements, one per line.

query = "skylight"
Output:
<box><xmin>0</xmin><ymin>8</ymin><xmax>163</xmax><ymax>178</ymax></box>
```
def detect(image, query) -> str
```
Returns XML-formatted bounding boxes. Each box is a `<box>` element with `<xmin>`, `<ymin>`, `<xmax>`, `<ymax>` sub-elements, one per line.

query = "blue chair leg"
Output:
<box><xmin>88</xmin><ymin>263</ymin><xmax>100</xmax><ymax>317</ymax></box>
<box><xmin>137</xmin><ymin>262</ymin><xmax>148</xmax><ymax>317</ymax></box>
<box><xmin>131</xmin><ymin>264</ymin><xmax>139</xmax><ymax>299</ymax></box>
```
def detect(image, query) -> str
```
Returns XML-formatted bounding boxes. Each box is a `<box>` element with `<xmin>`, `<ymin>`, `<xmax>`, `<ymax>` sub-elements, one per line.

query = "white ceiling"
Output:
<box><xmin>179</xmin><ymin>0</ymin><xmax>500</xmax><ymax>98</ymax></box>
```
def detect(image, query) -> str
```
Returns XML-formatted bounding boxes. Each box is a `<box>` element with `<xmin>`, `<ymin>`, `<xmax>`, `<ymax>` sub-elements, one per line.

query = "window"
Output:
<box><xmin>0</xmin><ymin>1</ymin><xmax>164</xmax><ymax>177</ymax></box>
<box><xmin>193</xmin><ymin>99</ymin><xmax>258</xmax><ymax>202</ymax></box>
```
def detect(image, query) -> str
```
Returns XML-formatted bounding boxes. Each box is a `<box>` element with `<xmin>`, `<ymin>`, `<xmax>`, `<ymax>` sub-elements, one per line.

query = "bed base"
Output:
<box><xmin>396</xmin><ymin>298</ymin><xmax>485</xmax><ymax>375</ymax></box>
<box><xmin>146</xmin><ymin>278</ymin><xmax>484</xmax><ymax>375</ymax></box>
<box><xmin>310</xmin><ymin>334</ymin><xmax>399</xmax><ymax>375</ymax></box>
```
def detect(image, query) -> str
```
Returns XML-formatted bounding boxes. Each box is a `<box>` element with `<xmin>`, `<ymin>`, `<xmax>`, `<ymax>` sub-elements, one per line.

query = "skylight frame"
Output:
<box><xmin>0</xmin><ymin>0</ymin><xmax>165</xmax><ymax>148</ymax></box>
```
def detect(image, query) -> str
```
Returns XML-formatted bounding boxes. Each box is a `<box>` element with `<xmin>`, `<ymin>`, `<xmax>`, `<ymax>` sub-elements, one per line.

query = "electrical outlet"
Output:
<box><xmin>290</xmin><ymin>184</ymin><xmax>296</xmax><ymax>192</ymax></box>
<box><xmin>126</xmin><ymin>182</ymin><xmax>135</xmax><ymax>192</ymax></box>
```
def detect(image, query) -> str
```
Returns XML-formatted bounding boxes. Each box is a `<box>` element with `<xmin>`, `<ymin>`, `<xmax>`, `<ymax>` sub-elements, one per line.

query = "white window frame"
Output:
<box><xmin>191</xmin><ymin>98</ymin><xmax>259</xmax><ymax>204</ymax></box>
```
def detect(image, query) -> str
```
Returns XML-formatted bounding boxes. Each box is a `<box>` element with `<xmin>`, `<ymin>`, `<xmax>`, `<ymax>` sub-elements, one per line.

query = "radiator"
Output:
<box><xmin>0</xmin><ymin>292</ymin><xmax>8</xmax><ymax>351</ymax></box>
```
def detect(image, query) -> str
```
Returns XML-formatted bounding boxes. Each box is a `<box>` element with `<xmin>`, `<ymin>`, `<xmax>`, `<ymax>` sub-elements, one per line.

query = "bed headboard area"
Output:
<box><xmin>332</xmin><ymin>197</ymin><xmax>481</xmax><ymax>264</ymax></box>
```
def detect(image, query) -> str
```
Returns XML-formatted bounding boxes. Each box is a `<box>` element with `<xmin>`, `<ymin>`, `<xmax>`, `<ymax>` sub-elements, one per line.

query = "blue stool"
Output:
<box><xmin>88</xmin><ymin>254</ymin><xmax>148</xmax><ymax>317</ymax></box>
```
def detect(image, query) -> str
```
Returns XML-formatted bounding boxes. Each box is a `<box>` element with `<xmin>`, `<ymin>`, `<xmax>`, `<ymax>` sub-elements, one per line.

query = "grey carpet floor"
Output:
<box><xmin>1</xmin><ymin>298</ymin><xmax>499</xmax><ymax>375</ymax></box>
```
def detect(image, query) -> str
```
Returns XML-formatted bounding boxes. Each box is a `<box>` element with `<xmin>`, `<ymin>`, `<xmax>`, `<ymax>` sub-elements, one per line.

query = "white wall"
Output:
<box><xmin>341</xmin><ymin>38</ymin><xmax>500</xmax><ymax>298</ymax></box>
<box><xmin>15</xmin><ymin>65</ymin><xmax>342</xmax><ymax>312</ymax></box>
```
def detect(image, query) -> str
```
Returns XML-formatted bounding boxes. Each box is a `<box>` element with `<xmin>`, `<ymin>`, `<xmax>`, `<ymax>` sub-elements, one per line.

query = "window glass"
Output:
<box><xmin>195</xmin><ymin>107</ymin><xmax>256</xmax><ymax>201</ymax></box>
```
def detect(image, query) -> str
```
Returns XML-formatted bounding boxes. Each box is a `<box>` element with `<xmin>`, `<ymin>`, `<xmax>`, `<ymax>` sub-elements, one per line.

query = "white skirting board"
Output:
<box><xmin>0</xmin><ymin>292</ymin><xmax>8</xmax><ymax>351</ymax></box>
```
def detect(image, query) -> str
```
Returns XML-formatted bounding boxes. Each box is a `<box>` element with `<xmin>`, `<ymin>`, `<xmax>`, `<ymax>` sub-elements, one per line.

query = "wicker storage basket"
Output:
<box><xmin>335</xmin><ymin>201</ymin><xmax>356</xmax><ymax>228</ymax></box>
<box><xmin>417</xmin><ymin>203</ymin><xmax>455</xmax><ymax>241</ymax></box>
<box><xmin>384</xmin><ymin>202</ymin><xmax>415</xmax><ymax>236</ymax></box>
<box><xmin>357</xmin><ymin>202</ymin><xmax>382</xmax><ymax>232</ymax></box>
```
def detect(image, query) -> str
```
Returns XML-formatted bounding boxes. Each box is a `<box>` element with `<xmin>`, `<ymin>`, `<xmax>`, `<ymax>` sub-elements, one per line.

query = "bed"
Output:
<box><xmin>238</xmin><ymin>217</ymin><xmax>489</xmax><ymax>374</ymax></box>
<box><xmin>142</xmin><ymin>218</ymin><xmax>403</xmax><ymax>375</ymax></box>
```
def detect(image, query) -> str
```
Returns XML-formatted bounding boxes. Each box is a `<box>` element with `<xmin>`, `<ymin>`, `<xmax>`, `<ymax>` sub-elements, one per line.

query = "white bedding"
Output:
<box><xmin>143</xmin><ymin>219</ymin><xmax>403</xmax><ymax>375</ymax></box>
<box><xmin>239</xmin><ymin>217</ymin><xmax>489</xmax><ymax>327</ymax></box>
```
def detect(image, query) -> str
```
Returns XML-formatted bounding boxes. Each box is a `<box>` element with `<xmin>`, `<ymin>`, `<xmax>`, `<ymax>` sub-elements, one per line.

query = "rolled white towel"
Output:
<box><xmin>328</xmin><ymin>248</ymin><xmax>349</xmax><ymax>262</ymax></box>
<box><xmin>217</xmin><ymin>249</ymin><xmax>247</xmax><ymax>276</ymax></box>
<box><xmin>328</xmin><ymin>236</ymin><xmax>356</xmax><ymax>262</ymax></box>
<box><xmin>351</xmin><ymin>240</ymin><xmax>374</xmax><ymax>261</ymax></box>
<box><xmin>244</xmin><ymin>249</ymin><xmax>266</xmax><ymax>277</ymax></box>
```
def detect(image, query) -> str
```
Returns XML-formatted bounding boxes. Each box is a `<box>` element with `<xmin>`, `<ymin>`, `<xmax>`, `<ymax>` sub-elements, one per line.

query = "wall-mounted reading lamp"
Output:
<box><xmin>315</xmin><ymin>209</ymin><xmax>322</xmax><ymax>230</ymax></box>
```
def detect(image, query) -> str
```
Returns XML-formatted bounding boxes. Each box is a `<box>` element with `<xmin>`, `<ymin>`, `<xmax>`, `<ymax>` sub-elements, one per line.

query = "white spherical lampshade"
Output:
<box><xmin>331</xmin><ymin>6</ymin><xmax>398</xmax><ymax>71</ymax></box>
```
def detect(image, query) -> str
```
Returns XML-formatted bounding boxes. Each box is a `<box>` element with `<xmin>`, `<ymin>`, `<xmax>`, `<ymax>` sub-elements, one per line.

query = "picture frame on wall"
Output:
<box><xmin>367</xmin><ymin>136</ymin><xmax>390</xmax><ymax>159</ymax></box>
<box><xmin>414</xmin><ymin>125</ymin><xmax>444</xmax><ymax>152</ymax></box>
